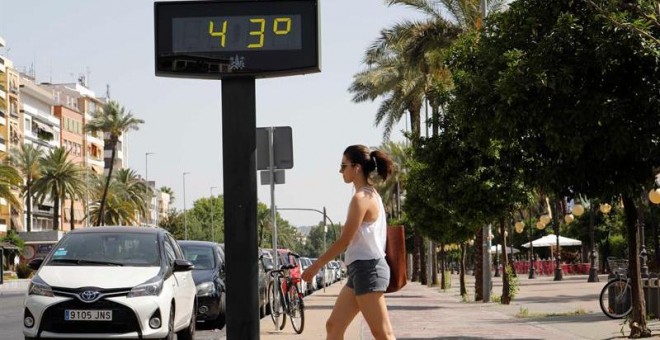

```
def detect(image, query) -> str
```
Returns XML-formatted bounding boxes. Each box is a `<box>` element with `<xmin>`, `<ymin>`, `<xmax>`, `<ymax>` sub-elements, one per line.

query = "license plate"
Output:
<box><xmin>64</xmin><ymin>309</ymin><xmax>112</xmax><ymax>321</ymax></box>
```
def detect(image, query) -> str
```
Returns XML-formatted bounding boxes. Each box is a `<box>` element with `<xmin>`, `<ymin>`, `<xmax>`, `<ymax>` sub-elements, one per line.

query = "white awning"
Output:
<box><xmin>33</xmin><ymin>120</ymin><xmax>54</xmax><ymax>134</ymax></box>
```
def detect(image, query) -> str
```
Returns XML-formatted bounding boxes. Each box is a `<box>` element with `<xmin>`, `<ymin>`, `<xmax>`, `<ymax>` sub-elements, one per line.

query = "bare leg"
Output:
<box><xmin>355</xmin><ymin>292</ymin><xmax>395</xmax><ymax>340</ymax></box>
<box><xmin>326</xmin><ymin>285</ymin><xmax>360</xmax><ymax>340</ymax></box>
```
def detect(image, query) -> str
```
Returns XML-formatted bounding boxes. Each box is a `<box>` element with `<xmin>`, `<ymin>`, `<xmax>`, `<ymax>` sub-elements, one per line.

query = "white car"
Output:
<box><xmin>23</xmin><ymin>226</ymin><xmax>197</xmax><ymax>339</ymax></box>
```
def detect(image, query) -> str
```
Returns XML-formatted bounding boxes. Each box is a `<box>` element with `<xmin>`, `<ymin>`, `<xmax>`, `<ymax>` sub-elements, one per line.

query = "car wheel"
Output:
<box><xmin>216</xmin><ymin>292</ymin><xmax>226</xmax><ymax>329</ymax></box>
<box><xmin>177</xmin><ymin>302</ymin><xmax>196</xmax><ymax>340</ymax></box>
<box><xmin>162</xmin><ymin>306</ymin><xmax>175</xmax><ymax>340</ymax></box>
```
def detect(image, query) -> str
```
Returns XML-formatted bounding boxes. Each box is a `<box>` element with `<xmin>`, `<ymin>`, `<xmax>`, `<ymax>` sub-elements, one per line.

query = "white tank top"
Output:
<box><xmin>344</xmin><ymin>187</ymin><xmax>387</xmax><ymax>266</ymax></box>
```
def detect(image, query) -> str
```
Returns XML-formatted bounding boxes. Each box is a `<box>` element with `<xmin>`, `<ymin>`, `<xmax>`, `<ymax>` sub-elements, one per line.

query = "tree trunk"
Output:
<box><xmin>420</xmin><ymin>236</ymin><xmax>427</xmax><ymax>285</ymax></box>
<box><xmin>26</xmin><ymin>181</ymin><xmax>32</xmax><ymax>232</ymax></box>
<box><xmin>97</xmin><ymin>140</ymin><xmax>117</xmax><ymax>226</ymax></box>
<box><xmin>440</xmin><ymin>243</ymin><xmax>447</xmax><ymax>289</ymax></box>
<box><xmin>412</xmin><ymin>231</ymin><xmax>420</xmax><ymax>282</ymax></box>
<box><xmin>431</xmin><ymin>242</ymin><xmax>438</xmax><ymax>286</ymax></box>
<box><xmin>474</xmin><ymin>229</ymin><xmax>483</xmax><ymax>301</ymax></box>
<box><xmin>70</xmin><ymin>199</ymin><xmax>75</xmax><ymax>230</ymax></box>
<box><xmin>52</xmin><ymin>193</ymin><xmax>59</xmax><ymax>231</ymax></box>
<box><xmin>460</xmin><ymin>242</ymin><xmax>467</xmax><ymax>297</ymax></box>
<box><xmin>500</xmin><ymin>217</ymin><xmax>511</xmax><ymax>304</ymax></box>
<box><xmin>622</xmin><ymin>195</ymin><xmax>651</xmax><ymax>337</ymax></box>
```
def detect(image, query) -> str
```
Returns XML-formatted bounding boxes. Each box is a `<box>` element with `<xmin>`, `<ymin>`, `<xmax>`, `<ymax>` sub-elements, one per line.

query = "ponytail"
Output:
<box><xmin>370</xmin><ymin>150</ymin><xmax>393</xmax><ymax>181</ymax></box>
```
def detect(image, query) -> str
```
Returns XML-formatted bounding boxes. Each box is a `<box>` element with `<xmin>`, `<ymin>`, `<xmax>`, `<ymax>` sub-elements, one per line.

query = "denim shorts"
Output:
<box><xmin>346</xmin><ymin>258</ymin><xmax>390</xmax><ymax>296</ymax></box>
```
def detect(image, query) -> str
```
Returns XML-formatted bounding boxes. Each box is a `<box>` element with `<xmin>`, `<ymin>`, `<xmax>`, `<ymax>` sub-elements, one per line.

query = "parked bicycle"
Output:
<box><xmin>599</xmin><ymin>257</ymin><xmax>632</xmax><ymax>319</ymax></box>
<box><xmin>268</xmin><ymin>252</ymin><xmax>305</xmax><ymax>334</ymax></box>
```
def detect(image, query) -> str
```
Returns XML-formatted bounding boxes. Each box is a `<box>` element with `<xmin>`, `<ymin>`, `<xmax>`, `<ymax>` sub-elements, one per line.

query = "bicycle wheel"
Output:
<box><xmin>288</xmin><ymin>284</ymin><xmax>305</xmax><ymax>334</ymax></box>
<box><xmin>599</xmin><ymin>278</ymin><xmax>632</xmax><ymax>319</ymax></box>
<box><xmin>268</xmin><ymin>280</ymin><xmax>286</xmax><ymax>330</ymax></box>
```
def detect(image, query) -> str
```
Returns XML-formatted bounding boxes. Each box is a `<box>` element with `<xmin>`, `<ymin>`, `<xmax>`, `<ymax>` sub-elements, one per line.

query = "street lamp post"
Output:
<box><xmin>145</xmin><ymin>152</ymin><xmax>155</xmax><ymax>225</ymax></box>
<box><xmin>183</xmin><ymin>172</ymin><xmax>190</xmax><ymax>240</ymax></box>
<box><xmin>210</xmin><ymin>186</ymin><xmax>217</xmax><ymax>243</ymax></box>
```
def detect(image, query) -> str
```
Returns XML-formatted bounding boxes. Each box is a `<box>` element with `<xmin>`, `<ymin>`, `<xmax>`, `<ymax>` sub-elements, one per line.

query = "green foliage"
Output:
<box><xmin>2</xmin><ymin>230</ymin><xmax>24</xmax><ymax>250</ymax></box>
<box><xmin>506</xmin><ymin>265</ymin><xmax>520</xmax><ymax>301</ymax></box>
<box><xmin>608</xmin><ymin>234</ymin><xmax>627</xmax><ymax>259</ymax></box>
<box><xmin>15</xmin><ymin>263</ymin><xmax>32</xmax><ymax>279</ymax></box>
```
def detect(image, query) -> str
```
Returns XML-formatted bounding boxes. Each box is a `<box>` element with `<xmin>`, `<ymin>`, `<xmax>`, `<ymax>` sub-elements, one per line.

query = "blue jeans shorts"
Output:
<box><xmin>346</xmin><ymin>258</ymin><xmax>390</xmax><ymax>296</ymax></box>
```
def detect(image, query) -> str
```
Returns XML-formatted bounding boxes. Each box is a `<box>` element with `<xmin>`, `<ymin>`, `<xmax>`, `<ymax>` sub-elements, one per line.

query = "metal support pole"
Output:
<box><xmin>529</xmin><ymin>225</ymin><xmax>536</xmax><ymax>279</ymax></box>
<box><xmin>222</xmin><ymin>77</ymin><xmax>259</xmax><ymax>339</ymax></box>
<box><xmin>588</xmin><ymin>206</ymin><xmax>599</xmax><ymax>282</ymax></box>
<box><xmin>210</xmin><ymin>186</ymin><xmax>217</xmax><ymax>243</ymax></box>
<box><xmin>269</xmin><ymin>127</ymin><xmax>278</xmax><ymax>271</ymax></box>
<box><xmin>145</xmin><ymin>152</ymin><xmax>155</xmax><ymax>224</ymax></box>
<box><xmin>183</xmin><ymin>172</ymin><xmax>190</xmax><ymax>240</ymax></box>
<box><xmin>323</xmin><ymin>206</ymin><xmax>327</xmax><ymax>292</ymax></box>
<box><xmin>482</xmin><ymin>225</ymin><xmax>492</xmax><ymax>302</ymax></box>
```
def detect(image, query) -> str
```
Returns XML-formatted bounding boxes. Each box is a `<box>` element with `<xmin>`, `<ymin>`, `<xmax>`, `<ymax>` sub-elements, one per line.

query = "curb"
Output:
<box><xmin>0</xmin><ymin>279</ymin><xmax>30</xmax><ymax>294</ymax></box>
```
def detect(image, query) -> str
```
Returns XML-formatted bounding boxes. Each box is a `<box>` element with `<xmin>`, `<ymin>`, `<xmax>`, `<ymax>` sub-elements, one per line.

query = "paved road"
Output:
<box><xmin>0</xmin><ymin>292</ymin><xmax>25</xmax><ymax>340</ymax></box>
<box><xmin>0</xmin><ymin>293</ymin><xmax>228</xmax><ymax>340</ymax></box>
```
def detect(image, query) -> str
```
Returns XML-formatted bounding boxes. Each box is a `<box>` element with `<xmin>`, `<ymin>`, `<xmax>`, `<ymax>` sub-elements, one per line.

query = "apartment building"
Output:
<box><xmin>0</xmin><ymin>39</ymin><xmax>25</xmax><ymax>236</ymax></box>
<box><xmin>19</xmin><ymin>74</ymin><xmax>60</xmax><ymax>231</ymax></box>
<box><xmin>44</xmin><ymin>82</ymin><xmax>107</xmax><ymax>229</ymax></box>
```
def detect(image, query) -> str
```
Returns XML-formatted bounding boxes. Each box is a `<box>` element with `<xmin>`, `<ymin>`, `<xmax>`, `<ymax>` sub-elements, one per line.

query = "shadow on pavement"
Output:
<box><xmin>396</xmin><ymin>337</ymin><xmax>545</xmax><ymax>340</ymax></box>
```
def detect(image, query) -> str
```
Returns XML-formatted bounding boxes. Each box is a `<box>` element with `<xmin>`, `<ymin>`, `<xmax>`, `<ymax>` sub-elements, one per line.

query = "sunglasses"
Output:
<box><xmin>339</xmin><ymin>163</ymin><xmax>355</xmax><ymax>172</ymax></box>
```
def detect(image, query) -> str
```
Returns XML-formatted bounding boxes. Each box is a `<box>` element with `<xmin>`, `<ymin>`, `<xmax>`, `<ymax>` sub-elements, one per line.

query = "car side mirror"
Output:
<box><xmin>174</xmin><ymin>259</ymin><xmax>194</xmax><ymax>272</ymax></box>
<box><xmin>28</xmin><ymin>258</ymin><xmax>44</xmax><ymax>271</ymax></box>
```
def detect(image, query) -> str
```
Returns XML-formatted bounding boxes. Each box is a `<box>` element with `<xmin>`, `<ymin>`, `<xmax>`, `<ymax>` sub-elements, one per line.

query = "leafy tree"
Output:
<box><xmin>447</xmin><ymin>0</ymin><xmax>660</xmax><ymax>334</ymax></box>
<box><xmin>8</xmin><ymin>144</ymin><xmax>43</xmax><ymax>232</ymax></box>
<box><xmin>85</xmin><ymin>101</ymin><xmax>144</xmax><ymax>225</ymax></box>
<box><xmin>159</xmin><ymin>208</ymin><xmax>184</xmax><ymax>238</ymax></box>
<box><xmin>32</xmin><ymin>147</ymin><xmax>84</xmax><ymax>231</ymax></box>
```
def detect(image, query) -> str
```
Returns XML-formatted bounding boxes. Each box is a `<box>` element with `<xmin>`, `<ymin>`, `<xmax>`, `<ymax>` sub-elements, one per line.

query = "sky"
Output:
<box><xmin>0</xmin><ymin>0</ymin><xmax>419</xmax><ymax>228</ymax></box>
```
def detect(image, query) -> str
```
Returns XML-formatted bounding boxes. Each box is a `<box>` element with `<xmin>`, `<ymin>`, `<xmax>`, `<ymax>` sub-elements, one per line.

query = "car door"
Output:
<box><xmin>165</xmin><ymin>235</ymin><xmax>194</xmax><ymax>329</ymax></box>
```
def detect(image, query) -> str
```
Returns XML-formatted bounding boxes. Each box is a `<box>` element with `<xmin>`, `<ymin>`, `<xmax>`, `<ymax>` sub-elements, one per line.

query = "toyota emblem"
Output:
<box><xmin>79</xmin><ymin>290</ymin><xmax>100</xmax><ymax>302</ymax></box>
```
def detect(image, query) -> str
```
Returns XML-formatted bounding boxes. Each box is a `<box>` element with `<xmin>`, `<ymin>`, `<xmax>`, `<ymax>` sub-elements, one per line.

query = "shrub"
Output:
<box><xmin>16</xmin><ymin>263</ymin><xmax>33</xmax><ymax>279</ymax></box>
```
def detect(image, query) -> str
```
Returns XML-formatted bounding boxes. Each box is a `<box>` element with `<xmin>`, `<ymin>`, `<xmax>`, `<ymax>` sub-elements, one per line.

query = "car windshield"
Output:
<box><xmin>181</xmin><ymin>245</ymin><xmax>216</xmax><ymax>270</ymax></box>
<box><xmin>47</xmin><ymin>232</ymin><xmax>160</xmax><ymax>267</ymax></box>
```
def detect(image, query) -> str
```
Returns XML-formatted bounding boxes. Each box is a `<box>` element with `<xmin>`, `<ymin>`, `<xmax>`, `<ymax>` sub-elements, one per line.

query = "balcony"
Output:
<box><xmin>0</xmin><ymin>63</ymin><xmax>5</xmax><ymax>73</ymax></box>
<box><xmin>0</xmin><ymin>108</ymin><xmax>5</xmax><ymax>126</ymax></box>
<box><xmin>86</xmin><ymin>134</ymin><xmax>103</xmax><ymax>146</ymax></box>
<box><xmin>0</xmin><ymin>87</ymin><xmax>5</xmax><ymax>101</ymax></box>
<box><xmin>0</xmin><ymin>136</ymin><xmax>6</xmax><ymax>152</ymax></box>
<box><xmin>87</xmin><ymin>157</ymin><xmax>105</xmax><ymax>168</ymax></box>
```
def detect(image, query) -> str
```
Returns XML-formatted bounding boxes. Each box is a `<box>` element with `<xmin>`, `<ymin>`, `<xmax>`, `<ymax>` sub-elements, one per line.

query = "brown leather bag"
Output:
<box><xmin>385</xmin><ymin>225</ymin><xmax>407</xmax><ymax>293</ymax></box>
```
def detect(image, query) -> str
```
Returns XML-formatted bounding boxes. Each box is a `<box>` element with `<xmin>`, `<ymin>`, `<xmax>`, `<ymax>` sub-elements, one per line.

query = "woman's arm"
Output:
<box><xmin>301</xmin><ymin>193</ymin><xmax>368</xmax><ymax>281</ymax></box>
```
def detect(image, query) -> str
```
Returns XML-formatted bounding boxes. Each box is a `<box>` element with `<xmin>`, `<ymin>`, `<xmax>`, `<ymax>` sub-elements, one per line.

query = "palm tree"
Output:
<box><xmin>375</xmin><ymin>141</ymin><xmax>410</xmax><ymax>220</ymax></box>
<box><xmin>0</xmin><ymin>160</ymin><xmax>24</xmax><ymax>209</ymax></box>
<box><xmin>85</xmin><ymin>101</ymin><xmax>144</xmax><ymax>226</ymax></box>
<box><xmin>159</xmin><ymin>186</ymin><xmax>175</xmax><ymax>205</ymax></box>
<box><xmin>114</xmin><ymin>168</ymin><xmax>151</xmax><ymax>223</ymax></box>
<box><xmin>8</xmin><ymin>144</ymin><xmax>44</xmax><ymax>232</ymax></box>
<box><xmin>32</xmin><ymin>147</ymin><xmax>84</xmax><ymax>231</ymax></box>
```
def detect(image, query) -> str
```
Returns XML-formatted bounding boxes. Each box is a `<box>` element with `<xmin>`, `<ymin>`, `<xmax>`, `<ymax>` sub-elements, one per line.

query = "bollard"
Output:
<box><xmin>648</xmin><ymin>277</ymin><xmax>658</xmax><ymax>318</ymax></box>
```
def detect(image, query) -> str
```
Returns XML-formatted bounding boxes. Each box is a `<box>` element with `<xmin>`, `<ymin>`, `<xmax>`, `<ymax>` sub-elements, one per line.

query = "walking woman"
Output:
<box><xmin>302</xmin><ymin>144</ymin><xmax>396</xmax><ymax>340</ymax></box>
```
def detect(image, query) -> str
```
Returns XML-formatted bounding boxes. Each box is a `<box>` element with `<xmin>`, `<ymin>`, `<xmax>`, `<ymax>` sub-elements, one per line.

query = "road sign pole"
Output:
<box><xmin>269</xmin><ymin>127</ymin><xmax>278</xmax><ymax>270</ymax></box>
<box><xmin>222</xmin><ymin>77</ymin><xmax>259</xmax><ymax>340</ymax></box>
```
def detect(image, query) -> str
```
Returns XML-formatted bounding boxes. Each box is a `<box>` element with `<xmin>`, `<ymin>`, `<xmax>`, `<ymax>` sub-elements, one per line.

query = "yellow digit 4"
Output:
<box><xmin>208</xmin><ymin>20</ymin><xmax>228</xmax><ymax>47</ymax></box>
<box><xmin>273</xmin><ymin>17</ymin><xmax>291</xmax><ymax>35</ymax></box>
<box><xmin>248</xmin><ymin>18</ymin><xmax>266</xmax><ymax>48</ymax></box>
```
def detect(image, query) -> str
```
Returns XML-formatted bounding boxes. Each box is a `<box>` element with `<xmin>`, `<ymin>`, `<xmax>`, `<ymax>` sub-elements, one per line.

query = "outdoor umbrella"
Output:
<box><xmin>490</xmin><ymin>244</ymin><xmax>520</xmax><ymax>254</ymax></box>
<box><xmin>520</xmin><ymin>235</ymin><xmax>582</xmax><ymax>248</ymax></box>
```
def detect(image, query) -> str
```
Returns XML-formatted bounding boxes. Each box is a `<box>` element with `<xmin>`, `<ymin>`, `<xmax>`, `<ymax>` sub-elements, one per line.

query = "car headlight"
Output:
<box><xmin>196</xmin><ymin>282</ymin><xmax>216</xmax><ymax>297</ymax></box>
<box><xmin>28</xmin><ymin>276</ymin><xmax>54</xmax><ymax>297</ymax></box>
<box><xmin>128</xmin><ymin>276</ymin><xmax>163</xmax><ymax>298</ymax></box>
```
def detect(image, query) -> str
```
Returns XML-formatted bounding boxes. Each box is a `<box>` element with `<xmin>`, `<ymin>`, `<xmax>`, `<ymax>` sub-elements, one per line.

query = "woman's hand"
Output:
<box><xmin>302</xmin><ymin>262</ymin><xmax>321</xmax><ymax>283</ymax></box>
